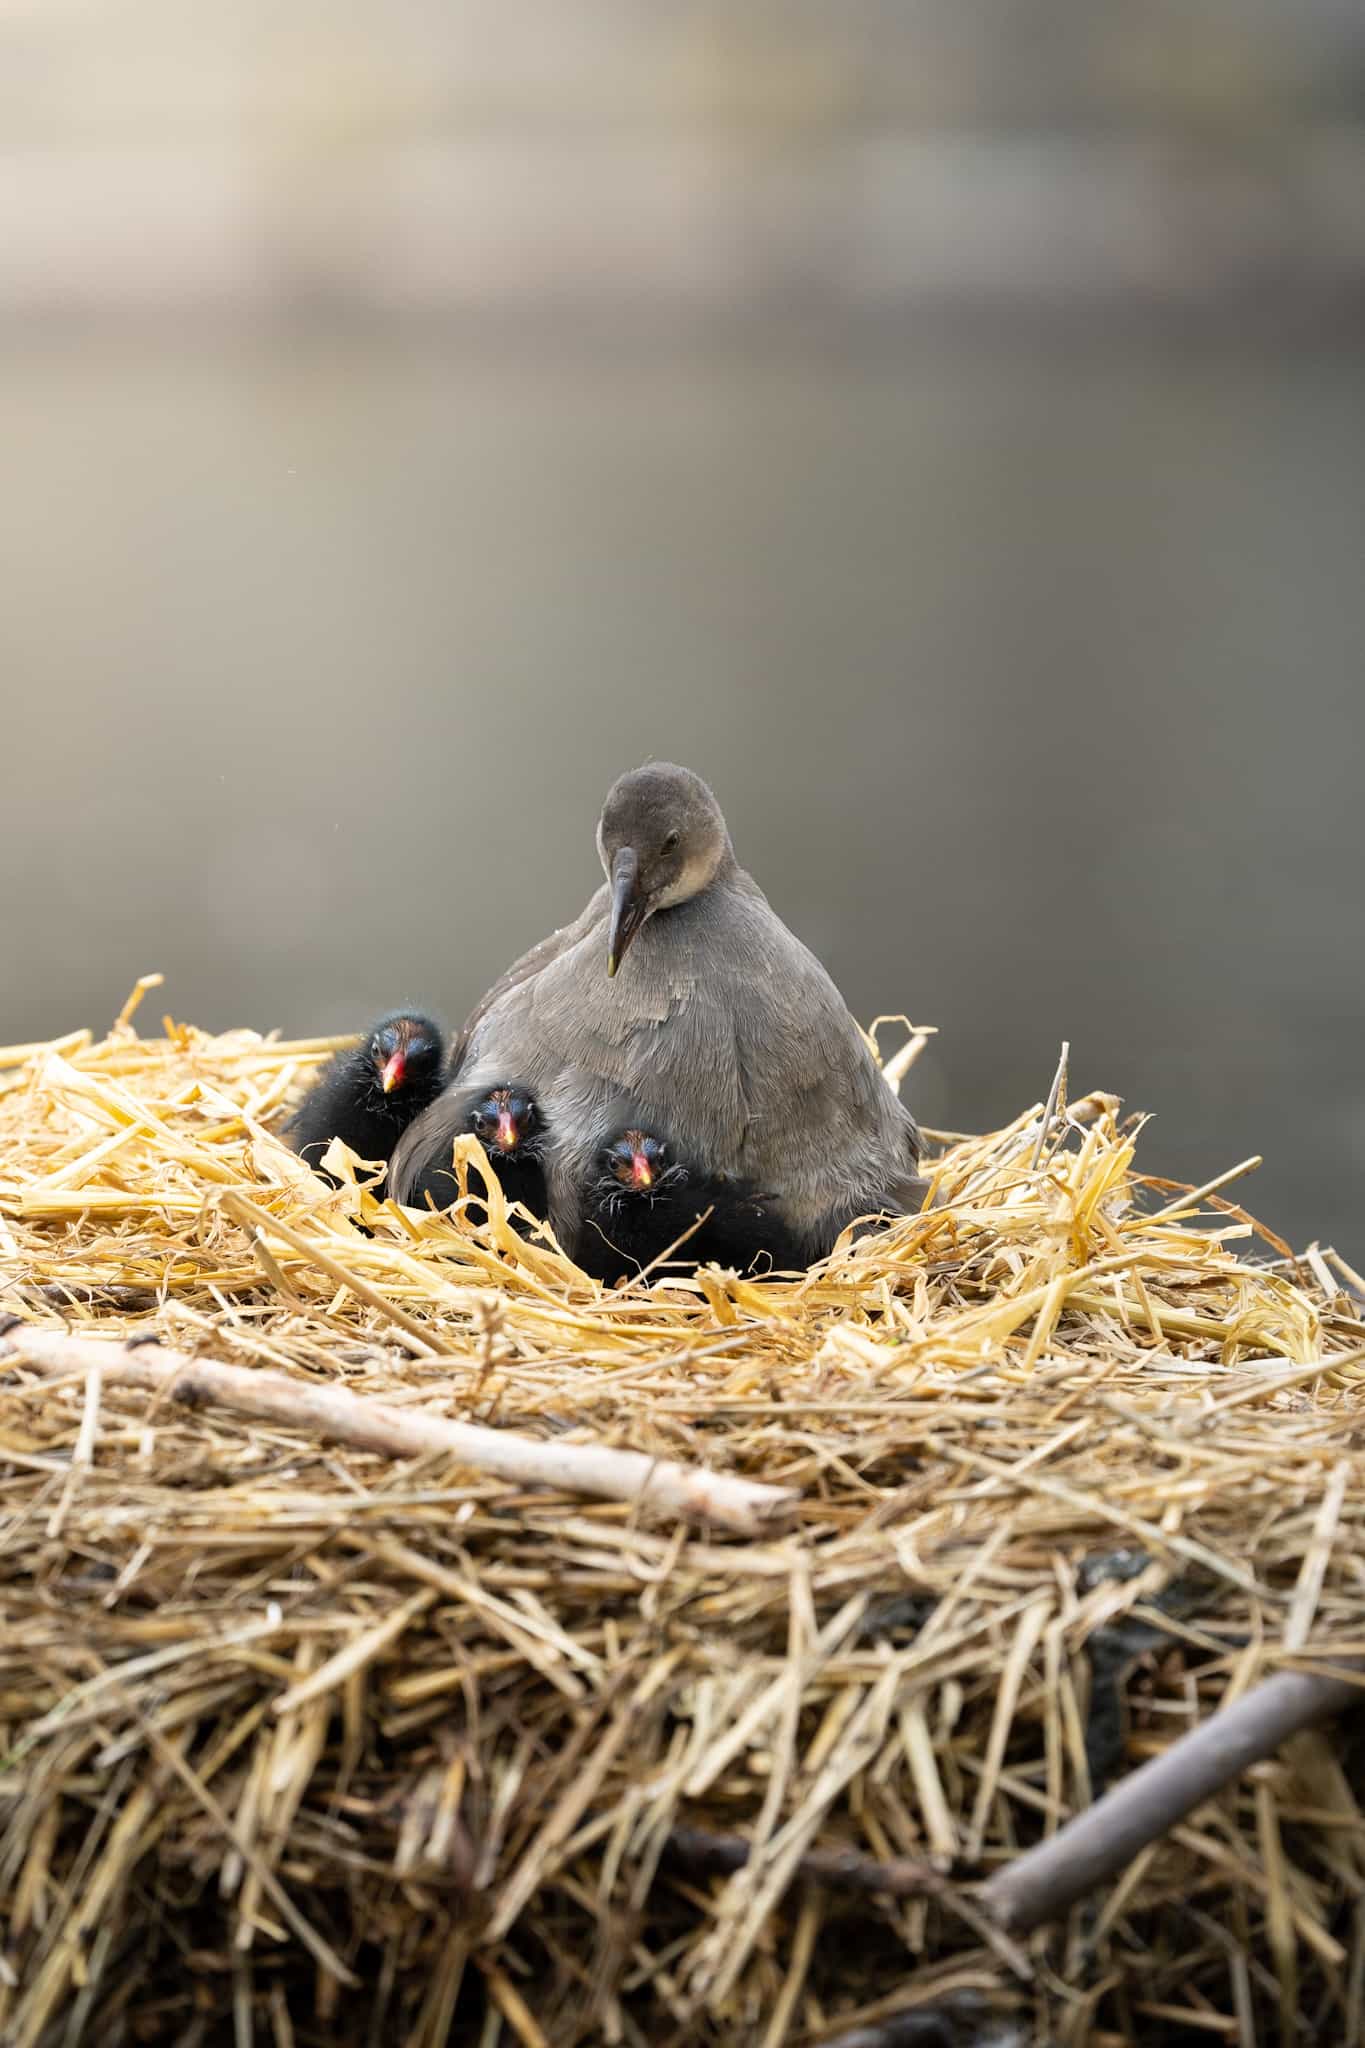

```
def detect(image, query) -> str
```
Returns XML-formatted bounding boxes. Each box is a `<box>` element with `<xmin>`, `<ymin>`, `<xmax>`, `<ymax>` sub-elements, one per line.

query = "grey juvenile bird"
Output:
<box><xmin>391</xmin><ymin>764</ymin><xmax>924</xmax><ymax>1261</ymax></box>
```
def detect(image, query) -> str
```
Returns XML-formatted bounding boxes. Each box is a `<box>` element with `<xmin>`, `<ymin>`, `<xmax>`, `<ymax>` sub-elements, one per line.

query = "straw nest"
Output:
<box><xmin>2</xmin><ymin>978</ymin><xmax>1364</xmax><ymax>2048</ymax></box>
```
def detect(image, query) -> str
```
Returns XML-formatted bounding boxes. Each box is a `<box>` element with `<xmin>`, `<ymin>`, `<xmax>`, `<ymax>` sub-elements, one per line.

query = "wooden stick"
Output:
<box><xmin>811</xmin><ymin>2004</ymin><xmax>971</xmax><ymax>2048</ymax></box>
<box><xmin>980</xmin><ymin>1659</ymin><xmax>1365</xmax><ymax>1935</ymax></box>
<box><xmin>1</xmin><ymin>1326</ymin><xmax>800</xmax><ymax>1537</ymax></box>
<box><xmin>661</xmin><ymin>1822</ymin><xmax>946</xmax><ymax>1902</ymax></box>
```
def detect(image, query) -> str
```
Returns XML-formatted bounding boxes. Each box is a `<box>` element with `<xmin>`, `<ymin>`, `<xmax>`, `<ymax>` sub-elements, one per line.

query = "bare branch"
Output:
<box><xmin>661</xmin><ymin>1822</ymin><xmax>946</xmax><ymax>1901</ymax></box>
<box><xmin>980</xmin><ymin>1660</ymin><xmax>1364</xmax><ymax>1935</ymax></box>
<box><xmin>1</xmin><ymin>1326</ymin><xmax>800</xmax><ymax>1537</ymax></box>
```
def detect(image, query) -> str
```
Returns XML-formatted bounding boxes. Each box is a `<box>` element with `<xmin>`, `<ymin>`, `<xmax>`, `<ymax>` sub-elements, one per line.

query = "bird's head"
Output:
<box><xmin>469</xmin><ymin>1084</ymin><xmax>539</xmax><ymax>1157</ymax></box>
<box><xmin>596</xmin><ymin>763</ymin><xmax>732</xmax><ymax>976</ymax></box>
<box><xmin>602</xmin><ymin>1128</ymin><xmax>673</xmax><ymax>1196</ymax></box>
<box><xmin>369</xmin><ymin>1013</ymin><xmax>443</xmax><ymax>1100</ymax></box>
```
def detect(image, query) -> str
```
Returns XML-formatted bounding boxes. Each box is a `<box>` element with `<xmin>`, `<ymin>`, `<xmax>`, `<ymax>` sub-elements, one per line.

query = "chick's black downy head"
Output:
<box><xmin>367</xmin><ymin>1012</ymin><xmax>444</xmax><ymax>1102</ymax></box>
<box><xmin>590</xmin><ymin>1128</ymin><xmax>689</xmax><ymax>1233</ymax></box>
<box><xmin>595</xmin><ymin>763</ymin><xmax>733</xmax><ymax>976</ymax></box>
<box><xmin>603</xmin><ymin>1128</ymin><xmax>675</xmax><ymax>1195</ymax></box>
<box><xmin>468</xmin><ymin>1084</ymin><xmax>540</xmax><ymax>1158</ymax></box>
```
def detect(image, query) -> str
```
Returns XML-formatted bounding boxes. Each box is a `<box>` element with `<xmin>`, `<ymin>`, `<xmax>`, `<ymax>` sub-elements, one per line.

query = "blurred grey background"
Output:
<box><xmin>2</xmin><ymin>0</ymin><xmax>1362</xmax><ymax>1252</ymax></box>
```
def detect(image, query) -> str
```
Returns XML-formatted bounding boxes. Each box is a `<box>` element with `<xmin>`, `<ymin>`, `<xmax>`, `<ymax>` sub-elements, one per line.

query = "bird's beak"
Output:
<box><xmin>631</xmin><ymin>1148</ymin><xmax>654</xmax><ymax>1190</ymax></box>
<box><xmin>380</xmin><ymin>1051</ymin><xmax>406</xmax><ymax>1095</ymax></box>
<box><xmin>495</xmin><ymin>1108</ymin><xmax>518</xmax><ymax>1151</ymax></box>
<box><xmin>607</xmin><ymin>847</ymin><xmax>647</xmax><ymax>977</ymax></box>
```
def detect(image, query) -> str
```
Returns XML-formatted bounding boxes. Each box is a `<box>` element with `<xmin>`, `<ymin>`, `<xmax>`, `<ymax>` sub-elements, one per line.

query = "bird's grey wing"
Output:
<box><xmin>445</xmin><ymin>881</ymin><xmax>610</xmax><ymax>1079</ymax></box>
<box><xmin>705</xmin><ymin>890</ymin><xmax>925</xmax><ymax>1248</ymax></box>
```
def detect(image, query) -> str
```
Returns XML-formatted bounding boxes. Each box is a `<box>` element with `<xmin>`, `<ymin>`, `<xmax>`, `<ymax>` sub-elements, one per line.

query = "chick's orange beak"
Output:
<box><xmin>631</xmin><ymin>1148</ymin><xmax>654</xmax><ymax>1189</ymax></box>
<box><xmin>496</xmin><ymin>1108</ymin><xmax>519</xmax><ymax>1151</ymax></box>
<box><xmin>380</xmin><ymin>1051</ymin><xmax>406</xmax><ymax>1095</ymax></box>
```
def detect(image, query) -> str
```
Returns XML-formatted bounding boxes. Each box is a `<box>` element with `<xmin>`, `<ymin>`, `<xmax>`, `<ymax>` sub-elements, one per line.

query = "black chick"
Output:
<box><xmin>286</xmin><ymin>1011</ymin><xmax>446</xmax><ymax>1196</ymax></box>
<box><xmin>575</xmin><ymin>1124</ymin><xmax>803</xmax><ymax>1283</ymax></box>
<box><xmin>404</xmin><ymin>1082</ymin><xmax>550</xmax><ymax>1231</ymax></box>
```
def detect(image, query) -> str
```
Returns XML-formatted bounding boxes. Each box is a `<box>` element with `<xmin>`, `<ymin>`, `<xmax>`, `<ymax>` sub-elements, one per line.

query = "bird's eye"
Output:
<box><xmin>660</xmin><ymin>830</ymin><xmax>680</xmax><ymax>856</ymax></box>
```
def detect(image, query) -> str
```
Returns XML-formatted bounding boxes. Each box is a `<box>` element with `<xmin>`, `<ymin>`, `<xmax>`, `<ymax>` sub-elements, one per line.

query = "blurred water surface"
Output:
<box><xmin>2</xmin><ymin>329</ymin><xmax>1361</xmax><ymax>1251</ymax></box>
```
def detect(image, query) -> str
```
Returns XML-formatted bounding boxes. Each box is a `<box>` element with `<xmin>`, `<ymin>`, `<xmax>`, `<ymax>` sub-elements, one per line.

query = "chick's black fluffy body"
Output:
<box><xmin>405</xmin><ymin>1082</ymin><xmax>550</xmax><ymax>1232</ymax></box>
<box><xmin>286</xmin><ymin>1011</ymin><xmax>446</xmax><ymax>1196</ymax></box>
<box><xmin>575</xmin><ymin>1124</ymin><xmax>803</xmax><ymax>1283</ymax></box>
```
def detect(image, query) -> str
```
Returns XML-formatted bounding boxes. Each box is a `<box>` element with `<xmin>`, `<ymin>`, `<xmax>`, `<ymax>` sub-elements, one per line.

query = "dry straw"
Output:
<box><xmin>2</xmin><ymin>981</ymin><xmax>1364</xmax><ymax>2046</ymax></box>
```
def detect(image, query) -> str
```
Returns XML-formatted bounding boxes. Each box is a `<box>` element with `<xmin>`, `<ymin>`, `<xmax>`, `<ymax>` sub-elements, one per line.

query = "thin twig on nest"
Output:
<box><xmin>814</xmin><ymin>2013</ymin><xmax>956</xmax><ymax>2048</ymax></box>
<box><xmin>661</xmin><ymin>1822</ymin><xmax>947</xmax><ymax>1900</ymax></box>
<box><xmin>1</xmin><ymin>1326</ymin><xmax>801</xmax><ymax>1537</ymax></box>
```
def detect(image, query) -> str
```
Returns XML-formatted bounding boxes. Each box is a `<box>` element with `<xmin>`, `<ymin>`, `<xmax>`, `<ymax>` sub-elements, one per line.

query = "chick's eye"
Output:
<box><xmin>660</xmin><ymin>831</ymin><xmax>680</xmax><ymax>856</ymax></box>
